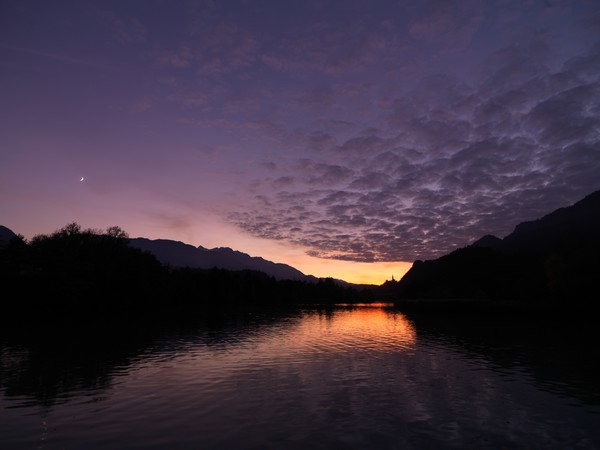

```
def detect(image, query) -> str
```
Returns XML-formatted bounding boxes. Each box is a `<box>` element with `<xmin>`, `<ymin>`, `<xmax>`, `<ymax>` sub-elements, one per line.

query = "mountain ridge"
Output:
<box><xmin>472</xmin><ymin>190</ymin><xmax>600</xmax><ymax>254</ymax></box>
<box><xmin>129</xmin><ymin>237</ymin><xmax>313</xmax><ymax>281</ymax></box>
<box><xmin>393</xmin><ymin>189</ymin><xmax>600</xmax><ymax>307</ymax></box>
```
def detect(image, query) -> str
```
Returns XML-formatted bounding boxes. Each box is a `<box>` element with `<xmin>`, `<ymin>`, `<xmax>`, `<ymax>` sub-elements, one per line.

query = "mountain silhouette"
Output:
<box><xmin>0</xmin><ymin>225</ymin><xmax>17</xmax><ymax>247</ymax></box>
<box><xmin>394</xmin><ymin>190</ymin><xmax>600</xmax><ymax>310</ymax></box>
<box><xmin>473</xmin><ymin>190</ymin><xmax>600</xmax><ymax>254</ymax></box>
<box><xmin>129</xmin><ymin>237</ymin><xmax>312</xmax><ymax>281</ymax></box>
<box><xmin>471</xmin><ymin>234</ymin><xmax>503</xmax><ymax>251</ymax></box>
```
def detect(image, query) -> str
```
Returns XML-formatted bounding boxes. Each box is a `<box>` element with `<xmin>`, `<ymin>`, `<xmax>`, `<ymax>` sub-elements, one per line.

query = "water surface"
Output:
<box><xmin>1</xmin><ymin>303</ymin><xmax>598</xmax><ymax>449</ymax></box>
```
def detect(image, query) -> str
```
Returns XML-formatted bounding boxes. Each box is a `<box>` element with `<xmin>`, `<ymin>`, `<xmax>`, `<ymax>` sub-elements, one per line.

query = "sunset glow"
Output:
<box><xmin>2</xmin><ymin>1</ymin><xmax>599</xmax><ymax>284</ymax></box>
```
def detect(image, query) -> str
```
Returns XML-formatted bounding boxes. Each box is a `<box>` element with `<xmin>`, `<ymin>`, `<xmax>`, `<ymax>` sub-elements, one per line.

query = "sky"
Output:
<box><xmin>1</xmin><ymin>0</ymin><xmax>600</xmax><ymax>284</ymax></box>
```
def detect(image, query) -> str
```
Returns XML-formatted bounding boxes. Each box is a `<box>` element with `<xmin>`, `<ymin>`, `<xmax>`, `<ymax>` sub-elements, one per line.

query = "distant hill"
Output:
<box><xmin>129</xmin><ymin>237</ymin><xmax>312</xmax><ymax>281</ymax></box>
<box><xmin>393</xmin><ymin>190</ymin><xmax>600</xmax><ymax>309</ymax></box>
<box><xmin>0</xmin><ymin>225</ymin><xmax>17</xmax><ymax>247</ymax></box>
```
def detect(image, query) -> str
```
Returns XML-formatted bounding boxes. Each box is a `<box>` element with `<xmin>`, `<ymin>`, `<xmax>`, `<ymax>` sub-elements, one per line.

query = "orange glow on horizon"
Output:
<box><xmin>289</xmin><ymin>258</ymin><xmax>413</xmax><ymax>285</ymax></box>
<box><xmin>15</xmin><ymin>215</ymin><xmax>413</xmax><ymax>286</ymax></box>
<box><xmin>126</xmin><ymin>218</ymin><xmax>413</xmax><ymax>285</ymax></box>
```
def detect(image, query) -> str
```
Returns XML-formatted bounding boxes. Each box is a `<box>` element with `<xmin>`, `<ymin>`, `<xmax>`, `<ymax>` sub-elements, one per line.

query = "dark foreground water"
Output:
<box><xmin>1</xmin><ymin>303</ymin><xmax>599</xmax><ymax>449</ymax></box>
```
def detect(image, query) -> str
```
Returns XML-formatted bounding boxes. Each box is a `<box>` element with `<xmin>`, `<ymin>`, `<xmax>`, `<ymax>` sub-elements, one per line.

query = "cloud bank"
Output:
<box><xmin>230</xmin><ymin>42</ymin><xmax>600</xmax><ymax>262</ymax></box>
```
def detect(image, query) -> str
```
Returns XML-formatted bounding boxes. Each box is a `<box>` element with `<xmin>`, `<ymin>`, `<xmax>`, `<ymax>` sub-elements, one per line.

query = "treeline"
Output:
<box><xmin>0</xmin><ymin>223</ymin><xmax>371</xmax><ymax>318</ymax></box>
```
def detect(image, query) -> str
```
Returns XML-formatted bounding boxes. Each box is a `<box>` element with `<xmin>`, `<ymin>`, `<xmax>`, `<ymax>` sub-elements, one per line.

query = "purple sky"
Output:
<box><xmin>1</xmin><ymin>0</ymin><xmax>599</xmax><ymax>283</ymax></box>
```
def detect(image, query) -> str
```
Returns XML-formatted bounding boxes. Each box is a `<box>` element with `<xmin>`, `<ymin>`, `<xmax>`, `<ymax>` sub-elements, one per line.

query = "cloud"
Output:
<box><xmin>79</xmin><ymin>1</ymin><xmax>598</xmax><ymax>263</ymax></box>
<box><xmin>581</xmin><ymin>9</ymin><xmax>600</xmax><ymax>34</ymax></box>
<box><xmin>261</xmin><ymin>19</ymin><xmax>396</xmax><ymax>76</ymax></box>
<box><xmin>0</xmin><ymin>43</ymin><xmax>112</xmax><ymax>71</ymax></box>
<box><xmin>271</xmin><ymin>176</ymin><xmax>295</xmax><ymax>189</ymax></box>
<box><xmin>526</xmin><ymin>83</ymin><xmax>600</xmax><ymax>146</ymax></box>
<box><xmin>230</xmin><ymin>41</ymin><xmax>600</xmax><ymax>262</ymax></box>
<box><xmin>153</xmin><ymin>20</ymin><xmax>260</xmax><ymax>76</ymax></box>
<box><xmin>564</xmin><ymin>44</ymin><xmax>600</xmax><ymax>81</ymax></box>
<box><xmin>92</xmin><ymin>7</ymin><xmax>148</xmax><ymax>45</ymax></box>
<box><xmin>157</xmin><ymin>45</ymin><xmax>194</xmax><ymax>69</ymax></box>
<box><xmin>408</xmin><ymin>0</ymin><xmax>484</xmax><ymax>52</ymax></box>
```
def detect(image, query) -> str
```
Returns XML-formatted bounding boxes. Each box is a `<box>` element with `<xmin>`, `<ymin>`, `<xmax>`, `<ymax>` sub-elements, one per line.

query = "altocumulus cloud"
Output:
<box><xmin>230</xmin><ymin>43</ymin><xmax>600</xmax><ymax>263</ymax></box>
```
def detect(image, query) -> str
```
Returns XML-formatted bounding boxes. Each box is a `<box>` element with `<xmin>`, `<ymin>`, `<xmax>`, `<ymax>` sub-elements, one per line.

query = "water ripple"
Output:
<box><xmin>1</xmin><ymin>304</ymin><xmax>599</xmax><ymax>449</ymax></box>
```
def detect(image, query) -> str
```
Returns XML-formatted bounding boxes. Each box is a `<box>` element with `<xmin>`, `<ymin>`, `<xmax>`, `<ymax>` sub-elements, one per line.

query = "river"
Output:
<box><xmin>1</xmin><ymin>303</ymin><xmax>598</xmax><ymax>449</ymax></box>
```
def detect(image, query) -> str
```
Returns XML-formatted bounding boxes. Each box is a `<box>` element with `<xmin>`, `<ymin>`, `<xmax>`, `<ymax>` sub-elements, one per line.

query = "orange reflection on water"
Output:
<box><xmin>292</xmin><ymin>304</ymin><xmax>417</xmax><ymax>354</ymax></box>
<box><xmin>147</xmin><ymin>304</ymin><xmax>416</xmax><ymax>386</ymax></box>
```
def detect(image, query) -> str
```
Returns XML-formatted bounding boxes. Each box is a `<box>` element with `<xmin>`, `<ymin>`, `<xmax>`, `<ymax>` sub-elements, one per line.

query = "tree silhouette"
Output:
<box><xmin>0</xmin><ymin>223</ymin><xmax>369</xmax><ymax>321</ymax></box>
<box><xmin>106</xmin><ymin>226</ymin><xmax>129</xmax><ymax>239</ymax></box>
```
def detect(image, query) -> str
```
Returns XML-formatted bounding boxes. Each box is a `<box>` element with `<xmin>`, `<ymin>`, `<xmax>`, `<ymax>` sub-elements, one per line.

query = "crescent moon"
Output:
<box><xmin>80</xmin><ymin>177</ymin><xmax>85</xmax><ymax>182</ymax></box>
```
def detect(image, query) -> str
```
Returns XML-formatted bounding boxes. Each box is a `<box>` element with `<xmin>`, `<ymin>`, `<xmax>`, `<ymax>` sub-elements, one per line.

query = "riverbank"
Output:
<box><xmin>393</xmin><ymin>297</ymin><xmax>600</xmax><ymax>318</ymax></box>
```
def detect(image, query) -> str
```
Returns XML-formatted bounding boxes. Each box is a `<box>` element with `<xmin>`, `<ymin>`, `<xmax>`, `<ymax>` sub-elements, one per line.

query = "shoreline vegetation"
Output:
<box><xmin>392</xmin><ymin>298</ymin><xmax>595</xmax><ymax>318</ymax></box>
<box><xmin>0</xmin><ymin>223</ymin><xmax>373</xmax><ymax>323</ymax></box>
